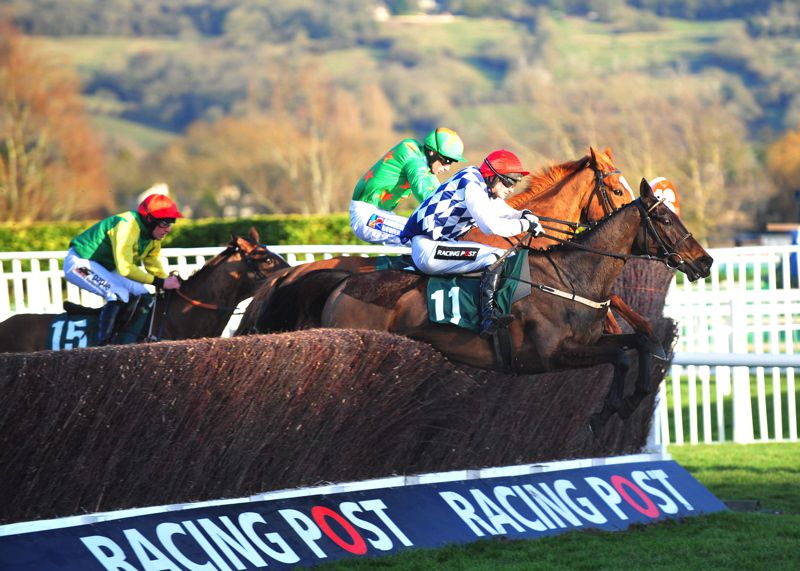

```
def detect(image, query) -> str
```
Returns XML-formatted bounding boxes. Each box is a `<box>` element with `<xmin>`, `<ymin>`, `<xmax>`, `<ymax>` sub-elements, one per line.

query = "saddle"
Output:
<box><xmin>373</xmin><ymin>253</ymin><xmax>531</xmax><ymax>333</ymax></box>
<box><xmin>63</xmin><ymin>301</ymin><xmax>102</xmax><ymax>315</ymax></box>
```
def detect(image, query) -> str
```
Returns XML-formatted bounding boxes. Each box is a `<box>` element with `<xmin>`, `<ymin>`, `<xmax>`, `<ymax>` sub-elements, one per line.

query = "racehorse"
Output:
<box><xmin>235</xmin><ymin>147</ymin><xmax>647</xmax><ymax>335</ymax></box>
<box><xmin>313</xmin><ymin>179</ymin><xmax>713</xmax><ymax>431</ymax></box>
<box><xmin>0</xmin><ymin>229</ymin><xmax>289</xmax><ymax>353</ymax></box>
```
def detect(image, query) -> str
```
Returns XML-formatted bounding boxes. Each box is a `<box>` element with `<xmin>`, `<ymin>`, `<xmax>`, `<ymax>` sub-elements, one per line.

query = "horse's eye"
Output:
<box><xmin>612</xmin><ymin>188</ymin><xmax>623</xmax><ymax>196</ymax></box>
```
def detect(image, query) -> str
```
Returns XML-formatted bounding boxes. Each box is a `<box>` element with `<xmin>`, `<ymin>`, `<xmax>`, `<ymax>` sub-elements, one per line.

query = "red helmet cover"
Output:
<box><xmin>479</xmin><ymin>149</ymin><xmax>530</xmax><ymax>179</ymax></box>
<box><xmin>138</xmin><ymin>194</ymin><xmax>183</xmax><ymax>220</ymax></box>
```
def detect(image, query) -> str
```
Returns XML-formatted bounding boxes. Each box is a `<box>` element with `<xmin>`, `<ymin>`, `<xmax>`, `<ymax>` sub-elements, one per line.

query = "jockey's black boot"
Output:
<box><xmin>116</xmin><ymin>294</ymin><xmax>154</xmax><ymax>344</ymax></box>
<box><xmin>479</xmin><ymin>263</ymin><xmax>513</xmax><ymax>339</ymax></box>
<box><xmin>96</xmin><ymin>300</ymin><xmax>125</xmax><ymax>346</ymax></box>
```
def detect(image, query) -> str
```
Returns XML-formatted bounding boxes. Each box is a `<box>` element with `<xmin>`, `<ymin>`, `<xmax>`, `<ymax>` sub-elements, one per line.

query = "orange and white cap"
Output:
<box><xmin>649</xmin><ymin>177</ymin><xmax>680</xmax><ymax>215</ymax></box>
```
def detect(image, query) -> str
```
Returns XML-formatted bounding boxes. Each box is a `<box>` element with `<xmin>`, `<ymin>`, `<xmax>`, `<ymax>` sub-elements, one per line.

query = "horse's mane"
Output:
<box><xmin>507</xmin><ymin>155</ymin><xmax>591</xmax><ymax>210</ymax></box>
<box><xmin>181</xmin><ymin>245</ymin><xmax>238</xmax><ymax>285</ymax></box>
<box><xmin>533</xmin><ymin>199</ymin><xmax>639</xmax><ymax>255</ymax></box>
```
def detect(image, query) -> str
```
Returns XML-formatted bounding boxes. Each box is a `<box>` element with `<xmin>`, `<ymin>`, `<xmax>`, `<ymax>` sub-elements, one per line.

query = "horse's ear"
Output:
<box><xmin>604</xmin><ymin>147</ymin><xmax>613</xmax><ymax>160</ymax></box>
<box><xmin>248</xmin><ymin>226</ymin><xmax>260</xmax><ymax>244</ymax></box>
<box><xmin>589</xmin><ymin>147</ymin><xmax>598</xmax><ymax>165</ymax></box>
<box><xmin>640</xmin><ymin>177</ymin><xmax>656</xmax><ymax>201</ymax></box>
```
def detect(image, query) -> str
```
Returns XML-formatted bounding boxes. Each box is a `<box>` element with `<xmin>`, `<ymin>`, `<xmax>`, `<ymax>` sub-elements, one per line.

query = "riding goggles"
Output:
<box><xmin>156</xmin><ymin>218</ymin><xmax>176</xmax><ymax>229</ymax></box>
<box><xmin>436</xmin><ymin>153</ymin><xmax>457</xmax><ymax>165</ymax></box>
<box><xmin>497</xmin><ymin>173</ymin><xmax>523</xmax><ymax>188</ymax></box>
<box><xmin>484</xmin><ymin>157</ymin><xmax>523</xmax><ymax>188</ymax></box>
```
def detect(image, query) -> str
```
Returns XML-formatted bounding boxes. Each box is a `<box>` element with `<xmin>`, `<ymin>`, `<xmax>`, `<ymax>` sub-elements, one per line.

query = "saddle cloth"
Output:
<box><xmin>374</xmin><ymin>252</ymin><xmax>531</xmax><ymax>333</ymax></box>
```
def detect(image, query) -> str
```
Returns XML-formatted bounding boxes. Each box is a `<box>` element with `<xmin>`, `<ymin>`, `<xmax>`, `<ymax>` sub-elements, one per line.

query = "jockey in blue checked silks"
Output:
<box><xmin>401</xmin><ymin>149</ymin><xmax>544</xmax><ymax>339</ymax></box>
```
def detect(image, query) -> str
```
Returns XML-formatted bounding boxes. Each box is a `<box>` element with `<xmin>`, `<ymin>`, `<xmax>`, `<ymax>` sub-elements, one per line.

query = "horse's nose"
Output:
<box><xmin>683</xmin><ymin>255</ymin><xmax>713</xmax><ymax>282</ymax></box>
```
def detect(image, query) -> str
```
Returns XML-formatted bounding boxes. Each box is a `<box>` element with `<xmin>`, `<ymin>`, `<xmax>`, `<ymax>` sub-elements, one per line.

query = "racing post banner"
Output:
<box><xmin>0</xmin><ymin>460</ymin><xmax>726</xmax><ymax>570</ymax></box>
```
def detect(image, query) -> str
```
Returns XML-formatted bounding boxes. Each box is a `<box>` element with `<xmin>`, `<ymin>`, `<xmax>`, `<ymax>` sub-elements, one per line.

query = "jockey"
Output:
<box><xmin>63</xmin><ymin>193</ymin><xmax>183</xmax><ymax>345</ymax></box>
<box><xmin>350</xmin><ymin>127</ymin><xmax>465</xmax><ymax>245</ymax></box>
<box><xmin>401</xmin><ymin>149</ymin><xmax>544</xmax><ymax>339</ymax></box>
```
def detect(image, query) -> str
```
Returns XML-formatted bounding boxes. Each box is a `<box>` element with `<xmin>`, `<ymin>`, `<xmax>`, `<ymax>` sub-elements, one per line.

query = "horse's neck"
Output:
<box><xmin>542</xmin><ymin>205</ymin><xmax>641</xmax><ymax>298</ymax></box>
<box><xmin>164</xmin><ymin>258</ymin><xmax>248</xmax><ymax>338</ymax></box>
<box><xmin>510</xmin><ymin>167</ymin><xmax>592</xmax><ymax>225</ymax></box>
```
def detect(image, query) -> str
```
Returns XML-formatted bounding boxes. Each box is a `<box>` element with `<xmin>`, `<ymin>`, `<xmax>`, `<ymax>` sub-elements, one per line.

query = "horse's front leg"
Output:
<box><xmin>609</xmin><ymin>294</ymin><xmax>653</xmax><ymax>337</ymax></box>
<box><xmin>549</xmin><ymin>335</ymin><xmax>638</xmax><ymax>434</ymax></box>
<box><xmin>609</xmin><ymin>295</ymin><xmax>666</xmax><ymax>360</ymax></box>
<box><xmin>617</xmin><ymin>332</ymin><xmax>653</xmax><ymax>420</ymax></box>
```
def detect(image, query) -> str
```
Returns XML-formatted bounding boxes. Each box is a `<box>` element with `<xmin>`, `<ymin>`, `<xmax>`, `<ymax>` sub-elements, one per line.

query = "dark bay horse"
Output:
<box><xmin>236</xmin><ymin>147</ymin><xmax>645</xmax><ymax>334</ymax></box>
<box><xmin>0</xmin><ymin>228</ymin><xmax>289</xmax><ymax>353</ymax></box>
<box><xmin>317</xmin><ymin>179</ymin><xmax>713</xmax><ymax>430</ymax></box>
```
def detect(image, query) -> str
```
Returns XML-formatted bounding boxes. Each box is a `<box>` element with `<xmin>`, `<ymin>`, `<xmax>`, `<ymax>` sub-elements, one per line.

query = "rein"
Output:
<box><xmin>174</xmin><ymin>289</ymin><xmax>231</xmax><ymax>311</ymax></box>
<box><xmin>495</xmin><ymin>196</ymin><xmax>691</xmax><ymax>311</ymax></box>
<box><xmin>531</xmin><ymin>197</ymin><xmax>690</xmax><ymax>268</ymax></box>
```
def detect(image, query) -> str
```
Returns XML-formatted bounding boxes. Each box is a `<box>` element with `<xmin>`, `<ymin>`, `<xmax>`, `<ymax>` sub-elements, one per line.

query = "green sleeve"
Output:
<box><xmin>401</xmin><ymin>153</ymin><xmax>440</xmax><ymax>202</ymax></box>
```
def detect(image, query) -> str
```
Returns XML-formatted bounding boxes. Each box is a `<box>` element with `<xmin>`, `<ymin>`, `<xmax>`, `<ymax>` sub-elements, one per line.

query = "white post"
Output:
<box><xmin>730</xmin><ymin>296</ymin><xmax>754</xmax><ymax>443</ymax></box>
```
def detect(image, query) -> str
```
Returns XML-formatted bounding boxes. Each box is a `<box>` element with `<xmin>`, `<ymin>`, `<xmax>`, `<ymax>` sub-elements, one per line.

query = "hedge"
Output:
<box><xmin>0</xmin><ymin>213</ymin><xmax>371</xmax><ymax>252</ymax></box>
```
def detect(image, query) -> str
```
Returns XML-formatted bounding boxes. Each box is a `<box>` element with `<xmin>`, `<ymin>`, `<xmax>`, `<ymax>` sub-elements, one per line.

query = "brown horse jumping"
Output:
<box><xmin>236</xmin><ymin>147</ymin><xmax>646</xmax><ymax>335</ymax></box>
<box><xmin>315</xmin><ymin>179</ymin><xmax>713</xmax><ymax>431</ymax></box>
<box><xmin>0</xmin><ymin>228</ymin><xmax>289</xmax><ymax>353</ymax></box>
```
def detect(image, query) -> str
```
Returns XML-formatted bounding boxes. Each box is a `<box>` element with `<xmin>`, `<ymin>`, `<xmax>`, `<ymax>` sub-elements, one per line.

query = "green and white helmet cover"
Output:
<box><xmin>424</xmin><ymin>128</ymin><xmax>465</xmax><ymax>162</ymax></box>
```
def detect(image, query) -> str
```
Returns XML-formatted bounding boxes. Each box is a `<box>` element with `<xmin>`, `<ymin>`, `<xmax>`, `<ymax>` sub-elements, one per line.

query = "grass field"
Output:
<box><xmin>318</xmin><ymin>443</ymin><xmax>800</xmax><ymax>570</ymax></box>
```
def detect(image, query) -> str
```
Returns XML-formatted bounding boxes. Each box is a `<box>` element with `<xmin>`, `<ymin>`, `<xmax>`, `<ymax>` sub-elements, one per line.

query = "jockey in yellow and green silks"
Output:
<box><xmin>350</xmin><ymin>127</ymin><xmax>465</xmax><ymax>245</ymax></box>
<box><xmin>63</xmin><ymin>193</ymin><xmax>184</xmax><ymax>344</ymax></box>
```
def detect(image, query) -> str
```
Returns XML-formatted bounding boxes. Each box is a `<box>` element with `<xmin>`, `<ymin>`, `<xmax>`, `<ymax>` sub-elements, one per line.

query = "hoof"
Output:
<box><xmin>649</xmin><ymin>340</ymin><xmax>668</xmax><ymax>361</ymax></box>
<box><xmin>589</xmin><ymin>413</ymin><xmax>606</xmax><ymax>436</ymax></box>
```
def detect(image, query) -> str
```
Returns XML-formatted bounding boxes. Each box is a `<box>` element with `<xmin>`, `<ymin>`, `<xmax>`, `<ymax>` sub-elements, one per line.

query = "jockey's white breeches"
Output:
<box><xmin>63</xmin><ymin>248</ymin><xmax>151</xmax><ymax>303</ymax></box>
<box><xmin>410</xmin><ymin>236</ymin><xmax>508</xmax><ymax>274</ymax></box>
<box><xmin>349</xmin><ymin>200</ymin><xmax>408</xmax><ymax>246</ymax></box>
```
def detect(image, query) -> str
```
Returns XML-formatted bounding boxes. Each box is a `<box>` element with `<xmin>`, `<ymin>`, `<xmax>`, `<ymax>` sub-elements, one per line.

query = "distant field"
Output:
<box><xmin>90</xmin><ymin>115</ymin><xmax>176</xmax><ymax>151</ymax></box>
<box><xmin>544</xmin><ymin>17</ymin><xmax>741</xmax><ymax>78</ymax></box>
<box><xmin>25</xmin><ymin>15</ymin><xmax>785</xmax><ymax>151</ymax></box>
<box><xmin>33</xmin><ymin>36</ymin><xmax>198</xmax><ymax>75</ymax></box>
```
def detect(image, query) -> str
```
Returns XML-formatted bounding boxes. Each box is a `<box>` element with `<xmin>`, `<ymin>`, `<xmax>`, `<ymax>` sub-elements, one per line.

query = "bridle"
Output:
<box><xmin>536</xmin><ymin>160</ymin><xmax>625</xmax><ymax>234</ymax></box>
<box><xmin>587</xmin><ymin>162</ymin><xmax>624</xmax><ymax>217</ymax></box>
<box><xmin>524</xmin><ymin>197</ymin><xmax>692</xmax><ymax>268</ymax></box>
<box><xmin>636</xmin><ymin>198</ymin><xmax>693</xmax><ymax>269</ymax></box>
<box><xmin>242</xmin><ymin>243</ymin><xmax>284</xmax><ymax>281</ymax></box>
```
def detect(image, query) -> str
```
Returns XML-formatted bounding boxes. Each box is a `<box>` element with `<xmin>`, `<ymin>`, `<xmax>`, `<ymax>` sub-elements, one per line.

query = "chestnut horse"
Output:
<box><xmin>315</xmin><ymin>179</ymin><xmax>713</xmax><ymax>431</ymax></box>
<box><xmin>0</xmin><ymin>228</ymin><xmax>289</xmax><ymax>353</ymax></box>
<box><xmin>236</xmin><ymin>147</ymin><xmax>645</xmax><ymax>335</ymax></box>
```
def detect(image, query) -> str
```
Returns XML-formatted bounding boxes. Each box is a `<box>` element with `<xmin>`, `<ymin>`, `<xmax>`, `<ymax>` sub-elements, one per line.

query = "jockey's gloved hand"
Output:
<box><xmin>520</xmin><ymin>211</ymin><xmax>545</xmax><ymax>237</ymax></box>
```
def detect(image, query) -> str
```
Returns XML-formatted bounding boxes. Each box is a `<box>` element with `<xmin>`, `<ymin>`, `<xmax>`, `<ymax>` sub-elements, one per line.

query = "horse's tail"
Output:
<box><xmin>248</xmin><ymin>269</ymin><xmax>352</xmax><ymax>334</ymax></box>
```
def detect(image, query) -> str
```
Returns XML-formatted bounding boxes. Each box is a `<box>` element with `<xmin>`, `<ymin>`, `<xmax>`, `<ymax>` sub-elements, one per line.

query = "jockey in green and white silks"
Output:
<box><xmin>350</xmin><ymin>127</ymin><xmax>465</xmax><ymax>245</ymax></box>
<box><xmin>401</xmin><ymin>149</ymin><xmax>544</xmax><ymax>338</ymax></box>
<box><xmin>63</xmin><ymin>193</ymin><xmax>183</xmax><ymax>344</ymax></box>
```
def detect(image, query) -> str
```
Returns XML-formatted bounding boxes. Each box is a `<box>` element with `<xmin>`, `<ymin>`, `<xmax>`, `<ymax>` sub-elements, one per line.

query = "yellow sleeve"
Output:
<box><xmin>108</xmin><ymin>219</ymin><xmax>155</xmax><ymax>284</ymax></box>
<box><xmin>142</xmin><ymin>241</ymin><xmax>168</xmax><ymax>279</ymax></box>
